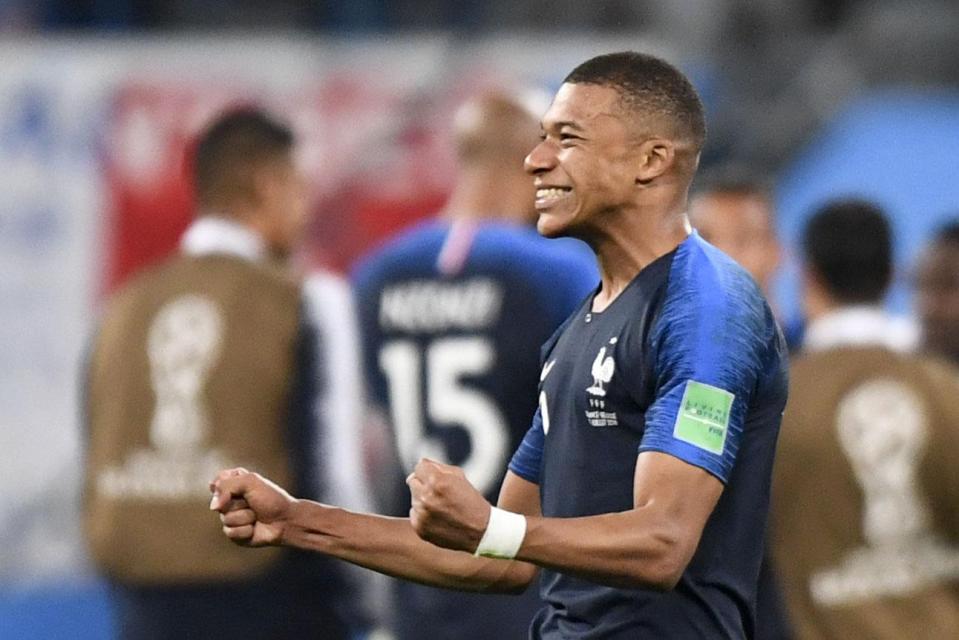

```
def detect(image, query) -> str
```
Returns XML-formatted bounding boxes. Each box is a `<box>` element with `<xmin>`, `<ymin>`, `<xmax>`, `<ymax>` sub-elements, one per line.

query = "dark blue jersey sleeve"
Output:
<box><xmin>639</xmin><ymin>236</ymin><xmax>772</xmax><ymax>483</ymax></box>
<box><xmin>508</xmin><ymin>408</ymin><xmax>545</xmax><ymax>484</ymax></box>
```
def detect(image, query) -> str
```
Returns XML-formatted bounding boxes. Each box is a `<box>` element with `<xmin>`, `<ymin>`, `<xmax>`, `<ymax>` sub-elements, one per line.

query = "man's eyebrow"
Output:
<box><xmin>542</xmin><ymin>120</ymin><xmax>585</xmax><ymax>132</ymax></box>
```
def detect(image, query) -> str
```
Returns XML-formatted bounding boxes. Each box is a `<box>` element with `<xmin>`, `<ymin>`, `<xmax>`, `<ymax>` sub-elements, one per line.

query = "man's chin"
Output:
<box><xmin>536</xmin><ymin>212</ymin><xmax>571</xmax><ymax>239</ymax></box>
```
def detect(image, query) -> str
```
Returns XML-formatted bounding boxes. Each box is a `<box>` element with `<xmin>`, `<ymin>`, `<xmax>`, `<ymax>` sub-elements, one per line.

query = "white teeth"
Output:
<box><xmin>536</xmin><ymin>188</ymin><xmax>570</xmax><ymax>200</ymax></box>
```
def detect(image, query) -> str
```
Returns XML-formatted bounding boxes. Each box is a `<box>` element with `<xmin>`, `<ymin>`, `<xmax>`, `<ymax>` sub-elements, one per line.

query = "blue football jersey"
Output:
<box><xmin>353</xmin><ymin>219</ymin><xmax>598</xmax><ymax>640</ymax></box>
<box><xmin>510</xmin><ymin>231</ymin><xmax>789</xmax><ymax>639</ymax></box>
<box><xmin>354</xmin><ymin>219</ymin><xmax>598</xmax><ymax>506</ymax></box>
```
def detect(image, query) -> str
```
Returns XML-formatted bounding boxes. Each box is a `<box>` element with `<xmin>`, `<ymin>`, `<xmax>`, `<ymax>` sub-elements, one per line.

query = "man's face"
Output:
<box><xmin>915</xmin><ymin>241</ymin><xmax>959</xmax><ymax>363</ymax></box>
<box><xmin>689</xmin><ymin>192</ymin><xmax>781</xmax><ymax>293</ymax></box>
<box><xmin>524</xmin><ymin>83</ymin><xmax>639</xmax><ymax>239</ymax></box>
<box><xmin>256</xmin><ymin>156</ymin><xmax>309</xmax><ymax>259</ymax></box>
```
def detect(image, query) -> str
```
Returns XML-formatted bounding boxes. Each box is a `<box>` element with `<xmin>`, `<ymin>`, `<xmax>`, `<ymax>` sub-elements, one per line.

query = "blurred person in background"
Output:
<box><xmin>795</xmin><ymin>200</ymin><xmax>917</xmax><ymax>353</ymax></box>
<box><xmin>689</xmin><ymin>167</ymin><xmax>781</xmax><ymax>301</ymax></box>
<box><xmin>771</xmin><ymin>199</ymin><xmax>959</xmax><ymax>639</ymax></box>
<box><xmin>689</xmin><ymin>167</ymin><xmax>794</xmax><ymax>640</ymax></box>
<box><xmin>82</xmin><ymin>108</ymin><xmax>372</xmax><ymax>639</ymax></box>
<box><xmin>688</xmin><ymin>166</ymin><xmax>808</xmax><ymax>351</ymax></box>
<box><xmin>915</xmin><ymin>221</ymin><xmax>959</xmax><ymax>366</ymax></box>
<box><xmin>351</xmin><ymin>90</ymin><xmax>598</xmax><ymax>640</ymax></box>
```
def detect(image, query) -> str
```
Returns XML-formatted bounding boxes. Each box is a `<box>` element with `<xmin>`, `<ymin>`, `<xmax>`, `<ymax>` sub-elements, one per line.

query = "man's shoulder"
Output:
<box><xmin>353</xmin><ymin>221</ymin><xmax>597</xmax><ymax>297</ymax></box>
<box><xmin>658</xmin><ymin>234</ymin><xmax>772</xmax><ymax>341</ymax></box>
<box><xmin>353</xmin><ymin>221</ymin><xmax>447</xmax><ymax>279</ymax></box>
<box><xmin>647</xmin><ymin>234</ymin><xmax>786</xmax><ymax>402</ymax></box>
<box><xmin>674</xmin><ymin>233</ymin><xmax>766</xmax><ymax>308</ymax></box>
<box><xmin>101</xmin><ymin>256</ymin><xmax>181</xmax><ymax>315</ymax></box>
<box><xmin>103</xmin><ymin>254</ymin><xmax>299</xmax><ymax>321</ymax></box>
<box><xmin>468</xmin><ymin>227</ymin><xmax>598</xmax><ymax>302</ymax></box>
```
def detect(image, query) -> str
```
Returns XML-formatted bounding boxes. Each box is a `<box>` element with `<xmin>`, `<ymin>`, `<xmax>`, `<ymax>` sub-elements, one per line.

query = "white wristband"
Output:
<box><xmin>473</xmin><ymin>507</ymin><xmax>527</xmax><ymax>559</ymax></box>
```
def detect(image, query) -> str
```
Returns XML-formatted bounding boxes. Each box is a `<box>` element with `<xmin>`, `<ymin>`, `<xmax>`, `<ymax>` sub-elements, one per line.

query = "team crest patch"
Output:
<box><xmin>586</xmin><ymin>339</ymin><xmax>616</xmax><ymax>397</ymax></box>
<box><xmin>585</xmin><ymin>338</ymin><xmax>619</xmax><ymax>427</ymax></box>
<box><xmin>673</xmin><ymin>380</ymin><xmax>733</xmax><ymax>455</ymax></box>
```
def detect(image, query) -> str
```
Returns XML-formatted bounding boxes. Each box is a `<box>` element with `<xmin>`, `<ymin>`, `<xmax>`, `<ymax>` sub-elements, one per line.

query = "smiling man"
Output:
<box><xmin>210</xmin><ymin>52</ymin><xmax>788</xmax><ymax>639</ymax></box>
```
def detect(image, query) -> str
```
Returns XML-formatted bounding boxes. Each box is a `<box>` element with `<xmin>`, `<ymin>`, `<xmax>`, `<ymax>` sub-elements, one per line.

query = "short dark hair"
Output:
<box><xmin>692</xmin><ymin>164</ymin><xmax>772</xmax><ymax>200</ymax></box>
<box><xmin>930</xmin><ymin>220</ymin><xmax>959</xmax><ymax>246</ymax></box>
<box><xmin>192</xmin><ymin>108</ymin><xmax>294</xmax><ymax>208</ymax></box>
<box><xmin>802</xmin><ymin>199</ymin><xmax>892</xmax><ymax>304</ymax></box>
<box><xmin>564</xmin><ymin>51</ymin><xmax>706</xmax><ymax>152</ymax></box>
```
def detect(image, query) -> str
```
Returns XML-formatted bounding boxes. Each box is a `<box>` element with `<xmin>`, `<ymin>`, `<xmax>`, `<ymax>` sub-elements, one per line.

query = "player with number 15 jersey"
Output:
<box><xmin>355</xmin><ymin>220</ymin><xmax>597</xmax><ymax>506</ymax></box>
<box><xmin>353</xmin><ymin>219</ymin><xmax>597</xmax><ymax>638</ymax></box>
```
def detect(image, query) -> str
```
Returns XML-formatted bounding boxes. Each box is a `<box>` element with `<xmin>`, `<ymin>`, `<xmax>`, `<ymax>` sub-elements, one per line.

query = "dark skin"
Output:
<box><xmin>201</xmin><ymin>154</ymin><xmax>309</xmax><ymax>261</ymax></box>
<box><xmin>211</xmin><ymin>82</ymin><xmax>724</xmax><ymax>592</ymax></box>
<box><xmin>915</xmin><ymin>240</ymin><xmax>959</xmax><ymax>365</ymax></box>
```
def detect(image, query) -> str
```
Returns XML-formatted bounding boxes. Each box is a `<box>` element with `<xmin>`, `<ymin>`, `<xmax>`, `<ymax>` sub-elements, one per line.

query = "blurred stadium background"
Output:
<box><xmin>1</xmin><ymin>0</ymin><xmax>958</xmax><ymax>637</ymax></box>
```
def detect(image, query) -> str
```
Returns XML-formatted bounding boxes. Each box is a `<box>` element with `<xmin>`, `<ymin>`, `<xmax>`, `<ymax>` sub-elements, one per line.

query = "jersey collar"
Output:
<box><xmin>804</xmin><ymin>305</ymin><xmax>918</xmax><ymax>353</ymax></box>
<box><xmin>180</xmin><ymin>215</ymin><xmax>266</xmax><ymax>263</ymax></box>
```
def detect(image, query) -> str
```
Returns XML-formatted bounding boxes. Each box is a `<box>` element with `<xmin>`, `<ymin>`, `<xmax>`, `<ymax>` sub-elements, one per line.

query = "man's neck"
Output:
<box><xmin>590</xmin><ymin>206</ymin><xmax>691</xmax><ymax>312</ymax></box>
<box><xmin>803</xmin><ymin>283</ymin><xmax>839</xmax><ymax>324</ymax></box>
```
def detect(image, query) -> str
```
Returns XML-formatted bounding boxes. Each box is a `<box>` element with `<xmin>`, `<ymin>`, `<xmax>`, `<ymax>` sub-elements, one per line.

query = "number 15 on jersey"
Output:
<box><xmin>379</xmin><ymin>336</ymin><xmax>509</xmax><ymax>496</ymax></box>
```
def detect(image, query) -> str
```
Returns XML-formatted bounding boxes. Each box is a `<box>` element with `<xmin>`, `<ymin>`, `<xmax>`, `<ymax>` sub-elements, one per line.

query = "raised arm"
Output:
<box><xmin>409</xmin><ymin>451</ymin><xmax>722</xmax><ymax>591</ymax></box>
<box><xmin>209</xmin><ymin>467</ymin><xmax>540</xmax><ymax>594</ymax></box>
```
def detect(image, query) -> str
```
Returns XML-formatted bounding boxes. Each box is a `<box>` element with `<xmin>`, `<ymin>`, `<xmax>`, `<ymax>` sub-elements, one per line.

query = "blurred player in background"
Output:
<box><xmin>687</xmin><ymin>166</ymin><xmax>811</xmax><ymax>351</ymax></box>
<box><xmin>771</xmin><ymin>200</ymin><xmax>959</xmax><ymax>639</ymax></box>
<box><xmin>352</xmin><ymin>90</ymin><xmax>598</xmax><ymax>639</ymax></box>
<box><xmin>83</xmin><ymin>108</ymin><xmax>372</xmax><ymax>639</ymax></box>
<box><xmin>915</xmin><ymin>221</ymin><xmax>959</xmax><ymax>366</ymax></box>
<box><xmin>211</xmin><ymin>51</ymin><xmax>789</xmax><ymax>638</ymax></box>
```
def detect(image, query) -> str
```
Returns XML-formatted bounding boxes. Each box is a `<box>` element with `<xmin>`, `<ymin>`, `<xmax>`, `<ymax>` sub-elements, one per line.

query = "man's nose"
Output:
<box><xmin>524</xmin><ymin>139</ymin><xmax>558</xmax><ymax>175</ymax></box>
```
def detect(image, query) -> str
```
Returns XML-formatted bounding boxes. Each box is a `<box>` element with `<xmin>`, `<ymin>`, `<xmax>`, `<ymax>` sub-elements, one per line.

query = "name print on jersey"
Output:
<box><xmin>585</xmin><ymin>337</ymin><xmax>619</xmax><ymax>427</ymax></box>
<box><xmin>379</xmin><ymin>277</ymin><xmax>503</xmax><ymax>332</ymax></box>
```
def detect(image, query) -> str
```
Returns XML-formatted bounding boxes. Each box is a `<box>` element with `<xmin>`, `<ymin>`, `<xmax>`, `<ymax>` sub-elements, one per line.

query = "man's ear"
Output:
<box><xmin>635</xmin><ymin>138</ymin><xmax>675</xmax><ymax>186</ymax></box>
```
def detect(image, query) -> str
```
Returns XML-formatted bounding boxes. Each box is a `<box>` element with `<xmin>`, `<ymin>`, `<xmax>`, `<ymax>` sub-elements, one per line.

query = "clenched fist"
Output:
<box><xmin>209</xmin><ymin>468</ymin><xmax>296</xmax><ymax>547</ymax></box>
<box><xmin>406</xmin><ymin>459</ymin><xmax>492</xmax><ymax>553</ymax></box>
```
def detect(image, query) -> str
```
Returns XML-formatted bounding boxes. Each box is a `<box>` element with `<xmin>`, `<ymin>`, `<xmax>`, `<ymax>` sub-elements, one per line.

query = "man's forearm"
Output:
<box><xmin>514</xmin><ymin>509</ymin><xmax>690</xmax><ymax>591</ymax></box>
<box><xmin>283</xmin><ymin>499</ymin><xmax>535</xmax><ymax>593</ymax></box>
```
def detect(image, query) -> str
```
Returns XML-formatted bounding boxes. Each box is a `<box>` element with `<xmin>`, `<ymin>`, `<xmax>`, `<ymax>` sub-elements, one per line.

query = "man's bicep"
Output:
<box><xmin>497</xmin><ymin>471</ymin><xmax>541</xmax><ymax>517</ymax></box>
<box><xmin>633</xmin><ymin>451</ymin><xmax>723</xmax><ymax>547</ymax></box>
